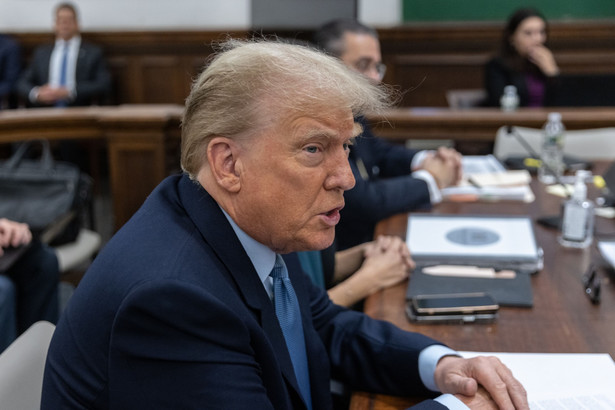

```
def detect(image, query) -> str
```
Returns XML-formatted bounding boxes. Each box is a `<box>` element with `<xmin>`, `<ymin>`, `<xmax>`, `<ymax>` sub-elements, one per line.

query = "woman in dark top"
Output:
<box><xmin>484</xmin><ymin>8</ymin><xmax>560</xmax><ymax>107</ymax></box>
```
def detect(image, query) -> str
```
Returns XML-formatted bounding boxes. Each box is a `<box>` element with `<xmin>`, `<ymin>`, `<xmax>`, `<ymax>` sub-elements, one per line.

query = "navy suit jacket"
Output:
<box><xmin>42</xmin><ymin>174</ymin><xmax>446</xmax><ymax>409</ymax></box>
<box><xmin>0</xmin><ymin>34</ymin><xmax>21</xmax><ymax>103</ymax></box>
<box><xmin>336</xmin><ymin>117</ymin><xmax>431</xmax><ymax>250</ymax></box>
<box><xmin>16</xmin><ymin>40</ymin><xmax>110</xmax><ymax>107</ymax></box>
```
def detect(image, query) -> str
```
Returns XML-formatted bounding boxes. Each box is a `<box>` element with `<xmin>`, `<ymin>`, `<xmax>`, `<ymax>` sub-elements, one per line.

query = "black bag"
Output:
<box><xmin>0</xmin><ymin>139</ymin><xmax>92</xmax><ymax>245</ymax></box>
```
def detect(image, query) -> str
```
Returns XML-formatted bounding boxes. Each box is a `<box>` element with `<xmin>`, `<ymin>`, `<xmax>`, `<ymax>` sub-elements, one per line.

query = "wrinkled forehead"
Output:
<box><xmin>251</xmin><ymin>82</ymin><xmax>357</xmax><ymax>131</ymax></box>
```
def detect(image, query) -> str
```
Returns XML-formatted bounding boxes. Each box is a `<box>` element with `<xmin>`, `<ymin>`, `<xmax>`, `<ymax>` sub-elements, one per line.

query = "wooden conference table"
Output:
<box><xmin>350</xmin><ymin>162</ymin><xmax>615</xmax><ymax>410</ymax></box>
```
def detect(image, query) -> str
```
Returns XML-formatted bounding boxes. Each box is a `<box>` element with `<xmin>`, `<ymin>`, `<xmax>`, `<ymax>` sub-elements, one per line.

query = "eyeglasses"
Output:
<box><xmin>352</xmin><ymin>58</ymin><xmax>387</xmax><ymax>80</ymax></box>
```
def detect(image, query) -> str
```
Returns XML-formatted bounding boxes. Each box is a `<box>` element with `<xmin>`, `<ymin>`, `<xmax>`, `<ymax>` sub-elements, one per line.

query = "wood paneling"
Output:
<box><xmin>9</xmin><ymin>21</ymin><xmax>615</xmax><ymax>108</ymax></box>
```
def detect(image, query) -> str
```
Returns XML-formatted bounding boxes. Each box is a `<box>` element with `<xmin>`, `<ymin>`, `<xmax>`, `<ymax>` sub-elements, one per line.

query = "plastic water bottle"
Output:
<box><xmin>500</xmin><ymin>85</ymin><xmax>519</xmax><ymax>111</ymax></box>
<box><xmin>558</xmin><ymin>170</ymin><xmax>594</xmax><ymax>248</ymax></box>
<box><xmin>538</xmin><ymin>112</ymin><xmax>565</xmax><ymax>184</ymax></box>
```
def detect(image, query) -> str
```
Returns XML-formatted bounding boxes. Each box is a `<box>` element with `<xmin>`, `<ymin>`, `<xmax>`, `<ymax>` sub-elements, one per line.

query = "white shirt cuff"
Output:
<box><xmin>411</xmin><ymin>149</ymin><xmax>432</xmax><ymax>170</ymax></box>
<box><xmin>418</xmin><ymin>344</ymin><xmax>459</xmax><ymax>391</ymax></box>
<box><xmin>434</xmin><ymin>393</ymin><xmax>470</xmax><ymax>410</ymax></box>
<box><xmin>412</xmin><ymin>169</ymin><xmax>442</xmax><ymax>204</ymax></box>
<box><xmin>29</xmin><ymin>87</ymin><xmax>40</xmax><ymax>103</ymax></box>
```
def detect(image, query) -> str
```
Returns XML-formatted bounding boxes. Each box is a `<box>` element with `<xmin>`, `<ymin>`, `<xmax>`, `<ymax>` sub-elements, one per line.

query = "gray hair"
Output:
<box><xmin>180</xmin><ymin>38</ymin><xmax>393</xmax><ymax>178</ymax></box>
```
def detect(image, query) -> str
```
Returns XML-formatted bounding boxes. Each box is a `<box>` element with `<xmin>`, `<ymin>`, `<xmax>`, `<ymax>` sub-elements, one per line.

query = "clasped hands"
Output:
<box><xmin>36</xmin><ymin>84</ymin><xmax>72</xmax><ymax>104</ymax></box>
<box><xmin>420</xmin><ymin>147</ymin><xmax>463</xmax><ymax>189</ymax></box>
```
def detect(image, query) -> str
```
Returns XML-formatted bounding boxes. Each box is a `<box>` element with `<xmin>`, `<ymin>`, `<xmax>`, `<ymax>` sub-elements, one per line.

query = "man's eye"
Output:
<box><xmin>305</xmin><ymin>146</ymin><xmax>319</xmax><ymax>154</ymax></box>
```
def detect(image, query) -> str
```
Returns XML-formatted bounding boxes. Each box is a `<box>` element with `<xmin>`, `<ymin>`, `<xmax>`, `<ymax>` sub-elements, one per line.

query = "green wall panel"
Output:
<box><xmin>403</xmin><ymin>0</ymin><xmax>615</xmax><ymax>22</ymax></box>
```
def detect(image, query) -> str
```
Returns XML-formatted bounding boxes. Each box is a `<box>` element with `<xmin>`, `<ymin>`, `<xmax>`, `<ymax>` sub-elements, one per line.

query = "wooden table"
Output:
<box><xmin>0</xmin><ymin>105</ymin><xmax>183</xmax><ymax>231</ymax></box>
<box><xmin>368</xmin><ymin>107</ymin><xmax>615</xmax><ymax>143</ymax></box>
<box><xmin>350</xmin><ymin>163</ymin><xmax>615</xmax><ymax>409</ymax></box>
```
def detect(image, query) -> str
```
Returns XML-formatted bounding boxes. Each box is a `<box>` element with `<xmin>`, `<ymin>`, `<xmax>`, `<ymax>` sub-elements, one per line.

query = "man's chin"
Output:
<box><xmin>285</xmin><ymin>232</ymin><xmax>335</xmax><ymax>254</ymax></box>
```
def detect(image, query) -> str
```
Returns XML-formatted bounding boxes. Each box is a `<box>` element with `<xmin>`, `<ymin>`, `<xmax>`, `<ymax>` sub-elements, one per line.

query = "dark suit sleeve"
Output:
<box><xmin>15</xmin><ymin>46</ymin><xmax>48</xmax><ymax>101</ymax></box>
<box><xmin>484</xmin><ymin>58</ymin><xmax>510</xmax><ymax>107</ymax></box>
<box><xmin>74</xmin><ymin>44</ymin><xmax>111</xmax><ymax>105</ymax></box>
<box><xmin>305</xmin><ymin>275</ymin><xmax>443</xmax><ymax>400</ymax></box>
<box><xmin>344</xmin><ymin>119</ymin><xmax>431</xmax><ymax>224</ymax></box>
<box><xmin>344</xmin><ymin>158</ymin><xmax>431</xmax><ymax>225</ymax></box>
<box><xmin>107</xmin><ymin>280</ymin><xmax>276</xmax><ymax>409</ymax></box>
<box><xmin>0</xmin><ymin>37</ymin><xmax>21</xmax><ymax>98</ymax></box>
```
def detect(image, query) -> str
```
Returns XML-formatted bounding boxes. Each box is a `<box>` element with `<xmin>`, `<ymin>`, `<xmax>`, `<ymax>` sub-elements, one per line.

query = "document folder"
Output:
<box><xmin>406</xmin><ymin>214</ymin><xmax>543</xmax><ymax>273</ymax></box>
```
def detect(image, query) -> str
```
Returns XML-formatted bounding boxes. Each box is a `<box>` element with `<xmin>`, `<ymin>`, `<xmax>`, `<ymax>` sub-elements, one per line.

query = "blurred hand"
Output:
<box><xmin>435</xmin><ymin>355</ymin><xmax>529</xmax><ymax>410</ymax></box>
<box><xmin>421</xmin><ymin>148</ymin><xmax>461</xmax><ymax>189</ymax></box>
<box><xmin>37</xmin><ymin>84</ymin><xmax>71</xmax><ymax>104</ymax></box>
<box><xmin>0</xmin><ymin>218</ymin><xmax>32</xmax><ymax>256</ymax></box>
<box><xmin>528</xmin><ymin>45</ymin><xmax>559</xmax><ymax>76</ymax></box>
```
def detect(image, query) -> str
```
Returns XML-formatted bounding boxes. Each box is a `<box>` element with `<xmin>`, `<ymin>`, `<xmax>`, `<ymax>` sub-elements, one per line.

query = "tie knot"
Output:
<box><xmin>270</xmin><ymin>254</ymin><xmax>288</xmax><ymax>280</ymax></box>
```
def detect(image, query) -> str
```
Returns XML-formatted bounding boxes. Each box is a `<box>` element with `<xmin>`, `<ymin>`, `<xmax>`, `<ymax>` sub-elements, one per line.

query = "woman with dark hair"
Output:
<box><xmin>484</xmin><ymin>8</ymin><xmax>560</xmax><ymax>107</ymax></box>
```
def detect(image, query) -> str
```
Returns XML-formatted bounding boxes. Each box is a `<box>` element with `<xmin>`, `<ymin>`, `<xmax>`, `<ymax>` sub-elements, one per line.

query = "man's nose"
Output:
<box><xmin>326</xmin><ymin>154</ymin><xmax>355</xmax><ymax>192</ymax></box>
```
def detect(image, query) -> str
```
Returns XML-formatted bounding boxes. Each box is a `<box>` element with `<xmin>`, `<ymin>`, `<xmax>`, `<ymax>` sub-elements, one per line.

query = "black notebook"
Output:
<box><xmin>406</xmin><ymin>266</ymin><xmax>533</xmax><ymax>308</ymax></box>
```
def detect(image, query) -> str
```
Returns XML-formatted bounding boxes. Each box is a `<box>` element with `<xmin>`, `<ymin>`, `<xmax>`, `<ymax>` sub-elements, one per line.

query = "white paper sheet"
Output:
<box><xmin>460</xmin><ymin>352</ymin><xmax>615</xmax><ymax>409</ymax></box>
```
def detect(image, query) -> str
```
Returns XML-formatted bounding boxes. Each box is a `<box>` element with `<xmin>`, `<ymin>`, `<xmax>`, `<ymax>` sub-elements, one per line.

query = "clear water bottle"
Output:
<box><xmin>538</xmin><ymin>112</ymin><xmax>565</xmax><ymax>184</ymax></box>
<box><xmin>558</xmin><ymin>170</ymin><xmax>594</xmax><ymax>248</ymax></box>
<box><xmin>500</xmin><ymin>85</ymin><xmax>519</xmax><ymax>111</ymax></box>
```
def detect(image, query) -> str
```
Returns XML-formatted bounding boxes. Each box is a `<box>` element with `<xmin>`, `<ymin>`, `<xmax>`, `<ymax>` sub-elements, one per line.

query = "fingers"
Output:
<box><xmin>469</xmin><ymin>356</ymin><xmax>529</xmax><ymax>410</ymax></box>
<box><xmin>0</xmin><ymin>218</ymin><xmax>32</xmax><ymax>248</ymax></box>
<box><xmin>435</xmin><ymin>355</ymin><xmax>529</xmax><ymax>410</ymax></box>
<box><xmin>435</xmin><ymin>147</ymin><xmax>463</xmax><ymax>184</ymax></box>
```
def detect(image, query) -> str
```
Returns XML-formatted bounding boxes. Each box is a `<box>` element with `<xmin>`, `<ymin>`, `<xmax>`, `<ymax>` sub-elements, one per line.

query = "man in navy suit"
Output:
<box><xmin>314</xmin><ymin>19</ymin><xmax>464</xmax><ymax>250</ymax></box>
<box><xmin>42</xmin><ymin>39</ymin><xmax>527</xmax><ymax>409</ymax></box>
<box><xmin>15</xmin><ymin>2</ymin><xmax>110</xmax><ymax>107</ymax></box>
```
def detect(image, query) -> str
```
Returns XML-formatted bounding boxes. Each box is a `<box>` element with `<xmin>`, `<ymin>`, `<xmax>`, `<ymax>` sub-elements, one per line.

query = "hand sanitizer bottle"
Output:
<box><xmin>500</xmin><ymin>85</ymin><xmax>519</xmax><ymax>112</ymax></box>
<box><xmin>558</xmin><ymin>170</ymin><xmax>594</xmax><ymax>248</ymax></box>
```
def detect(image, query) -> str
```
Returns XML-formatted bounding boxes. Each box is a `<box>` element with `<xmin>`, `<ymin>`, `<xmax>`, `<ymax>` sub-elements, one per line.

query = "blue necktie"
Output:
<box><xmin>56</xmin><ymin>43</ymin><xmax>69</xmax><ymax>107</ymax></box>
<box><xmin>271</xmin><ymin>255</ymin><xmax>312</xmax><ymax>409</ymax></box>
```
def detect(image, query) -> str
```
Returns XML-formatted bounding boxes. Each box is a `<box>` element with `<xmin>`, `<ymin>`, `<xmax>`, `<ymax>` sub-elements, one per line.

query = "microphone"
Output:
<box><xmin>505</xmin><ymin>126</ymin><xmax>571</xmax><ymax>197</ymax></box>
<box><xmin>505</xmin><ymin>126</ymin><xmax>568</xmax><ymax>230</ymax></box>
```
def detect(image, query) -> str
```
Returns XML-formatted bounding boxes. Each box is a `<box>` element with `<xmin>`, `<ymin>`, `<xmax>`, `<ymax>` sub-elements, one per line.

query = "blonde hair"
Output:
<box><xmin>181</xmin><ymin>38</ymin><xmax>393</xmax><ymax>178</ymax></box>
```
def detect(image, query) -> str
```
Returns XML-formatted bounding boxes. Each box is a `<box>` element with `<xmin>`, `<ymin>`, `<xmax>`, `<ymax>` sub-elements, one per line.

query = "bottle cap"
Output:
<box><xmin>548</xmin><ymin>112</ymin><xmax>562</xmax><ymax>122</ymax></box>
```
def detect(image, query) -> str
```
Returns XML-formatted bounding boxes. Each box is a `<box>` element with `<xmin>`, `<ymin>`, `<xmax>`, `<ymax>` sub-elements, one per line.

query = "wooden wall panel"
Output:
<box><xmin>10</xmin><ymin>21</ymin><xmax>615</xmax><ymax>108</ymax></box>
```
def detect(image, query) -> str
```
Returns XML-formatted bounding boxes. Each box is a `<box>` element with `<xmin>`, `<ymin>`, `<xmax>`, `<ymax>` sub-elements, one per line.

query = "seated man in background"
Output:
<box><xmin>15</xmin><ymin>2</ymin><xmax>111</xmax><ymax>174</ymax></box>
<box><xmin>314</xmin><ymin>19</ymin><xmax>463</xmax><ymax>250</ymax></box>
<box><xmin>0</xmin><ymin>218</ymin><xmax>59</xmax><ymax>351</ymax></box>
<box><xmin>15</xmin><ymin>2</ymin><xmax>111</xmax><ymax>108</ymax></box>
<box><xmin>42</xmin><ymin>39</ymin><xmax>527</xmax><ymax>410</ymax></box>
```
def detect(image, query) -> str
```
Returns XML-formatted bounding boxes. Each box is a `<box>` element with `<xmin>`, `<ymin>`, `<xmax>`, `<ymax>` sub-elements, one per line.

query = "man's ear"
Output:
<box><xmin>207</xmin><ymin>137</ymin><xmax>242</xmax><ymax>193</ymax></box>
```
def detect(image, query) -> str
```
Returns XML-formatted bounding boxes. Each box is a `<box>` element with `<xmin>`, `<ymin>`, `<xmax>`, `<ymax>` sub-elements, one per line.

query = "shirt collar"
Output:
<box><xmin>220</xmin><ymin>207</ymin><xmax>276</xmax><ymax>287</ymax></box>
<box><xmin>55</xmin><ymin>35</ymin><xmax>81</xmax><ymax>48</ymax></box>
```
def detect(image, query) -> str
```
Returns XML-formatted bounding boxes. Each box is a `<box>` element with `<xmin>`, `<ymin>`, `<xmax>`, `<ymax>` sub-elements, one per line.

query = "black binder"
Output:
<box><xmin>406</xmin><ymin>267</ymin><xmax>533</xmax><ymax>308</ymax></box>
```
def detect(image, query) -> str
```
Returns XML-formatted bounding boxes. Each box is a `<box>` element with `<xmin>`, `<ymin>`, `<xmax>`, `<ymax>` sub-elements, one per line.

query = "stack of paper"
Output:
<box><xmin>442</xmin><ymin>155</ymin><xmax>534</xmax><ymax>202</ymax></box>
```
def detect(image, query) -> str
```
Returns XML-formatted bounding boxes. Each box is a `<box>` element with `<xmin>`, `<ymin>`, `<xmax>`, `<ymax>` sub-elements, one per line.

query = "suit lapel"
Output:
<box><xmin>177</xmin><ymin>175</ymin><xmax>306</xmax><ymax>405</ymax></box>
